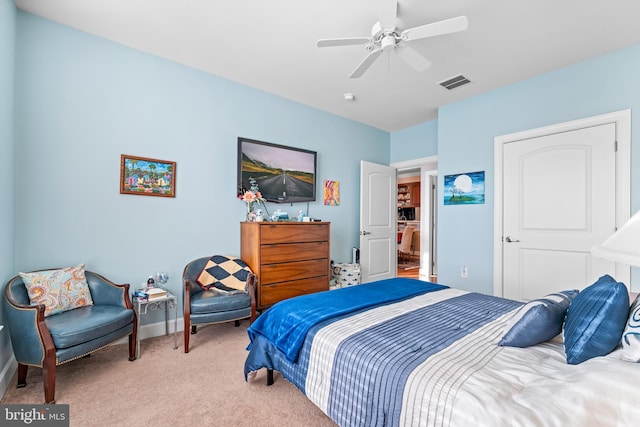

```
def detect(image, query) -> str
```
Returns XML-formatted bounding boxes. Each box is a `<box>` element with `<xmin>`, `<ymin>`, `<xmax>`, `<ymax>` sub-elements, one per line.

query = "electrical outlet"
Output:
<box><xmin>461</xmin><ymin>266</ymin><xmax>468</xmax><ymax>278</ymax></box>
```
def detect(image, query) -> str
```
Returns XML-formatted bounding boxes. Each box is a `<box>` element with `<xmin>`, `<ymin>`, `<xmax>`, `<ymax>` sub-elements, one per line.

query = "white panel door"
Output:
<box><xmin>503</xmin><ymin>124</ymin><xmax>616</xmax><ymax>300</ymax></box>
<box><xmin>360</xmin><ymin>161</ymin><xmax>396</xmax><ymax>283</ymax></box>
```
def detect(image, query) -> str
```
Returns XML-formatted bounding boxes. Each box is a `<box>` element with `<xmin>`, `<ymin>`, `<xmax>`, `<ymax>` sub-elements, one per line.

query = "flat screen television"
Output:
<box><xmin>237</xmin><ymin>137</ymin><xmax>317</xmax><ymax>203</ymax></box>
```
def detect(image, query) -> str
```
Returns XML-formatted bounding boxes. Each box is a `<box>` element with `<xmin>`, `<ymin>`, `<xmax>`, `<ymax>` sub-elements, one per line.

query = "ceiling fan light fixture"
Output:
<box><xmin>380</xmin><ymin>34</ymin><xmax>397</xmax><ymax>51</ymax></box>
<box><xmin>371</xmin><ymin>21</ymin><xmax>384</xmax><ymax>38</ymax></box>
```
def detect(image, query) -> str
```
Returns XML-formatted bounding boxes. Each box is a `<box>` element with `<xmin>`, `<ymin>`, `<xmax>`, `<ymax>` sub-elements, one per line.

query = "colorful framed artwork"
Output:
<box><xmin>324</xmin><ymin>180</ymin><xmax>340</xmax><ymax>206</ymax></box>
<box><xmin>120</xmin><ymin>154</ymin><xmax>176</xmax><ymax>197</ymax></box>
<box><xmin>444</xmin><ymin>171</ymin><xmax>485</xmax><ymax>205</ymax></box>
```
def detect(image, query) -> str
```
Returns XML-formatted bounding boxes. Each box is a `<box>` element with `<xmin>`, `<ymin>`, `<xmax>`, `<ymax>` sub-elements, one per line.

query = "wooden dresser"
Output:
<box><xmin>240</xmin><ymin>222</ymin><xmax>330</xmax><ymax>310</ymax></box>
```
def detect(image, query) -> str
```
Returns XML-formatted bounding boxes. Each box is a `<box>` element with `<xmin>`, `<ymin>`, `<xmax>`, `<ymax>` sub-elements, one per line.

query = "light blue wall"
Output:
<box><xmin>0</xmin><ymin>0</ymin><xmax>16</xmax><ymax>396</ymax></box>
<box><xmin>13</xmin><ymin>13</ymin><xmax>389</xmax><ymax>320</ymax></box>
<box><xmin>390</xmin><ymin>119</ymin><xmax>437</xmax><ymax>163</ymax></box>
<box><xmin>438</xmin><ymin>44</ymin><xmax>640</xmax><ymax>294</ymax></box>
<box><xmin>9</xmin><ymin>7</ymin><xmax>640</xmax><ymax>333</ymax></box>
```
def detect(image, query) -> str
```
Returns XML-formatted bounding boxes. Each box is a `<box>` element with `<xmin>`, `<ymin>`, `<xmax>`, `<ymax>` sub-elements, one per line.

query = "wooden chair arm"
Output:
<box><xmin>183</xmin><ymin>278</ymin><xmax>192</xmax><ymax>321</ymax></box>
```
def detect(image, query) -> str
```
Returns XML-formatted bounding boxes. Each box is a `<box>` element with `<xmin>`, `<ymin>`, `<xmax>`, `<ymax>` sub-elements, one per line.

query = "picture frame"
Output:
<box><xmin>444</xmin><ymin>170</ymin><xmax>485</xmax><ymax>205</ymax></box>
<box><xmin>237</xmin><ymin>137</ymin><xmax>317</xmax><ymax>203</ymax></box>
<box><xmin>120</xmin><ymin>154</ymin><xmax>176</xmax><ymax>197</ymax></box>
<box><xmin>324</xmin><ymin>180</ymin><xmax>340</xmax><ymax>206</ymax></box>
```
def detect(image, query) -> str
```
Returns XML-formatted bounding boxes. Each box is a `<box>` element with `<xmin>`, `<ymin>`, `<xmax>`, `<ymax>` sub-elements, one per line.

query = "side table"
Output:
<box><xmin>132</xmin><ymin>291</ymin><xmax>178</xmax><ymax>359</ymax></box>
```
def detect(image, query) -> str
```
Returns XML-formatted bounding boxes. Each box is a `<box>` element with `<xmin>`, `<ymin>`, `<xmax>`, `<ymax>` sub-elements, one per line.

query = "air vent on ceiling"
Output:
<box><xmin>438</xmin><ymin>74</ymin><xmax>471</xmax><ymax>90</ymax></box>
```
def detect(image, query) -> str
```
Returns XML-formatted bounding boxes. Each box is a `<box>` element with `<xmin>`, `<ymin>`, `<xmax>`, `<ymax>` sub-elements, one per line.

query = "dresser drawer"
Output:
<box><xmin>260</xmin><ymin>277</ymin><xmax>329</xmax><ymax>307</ymax></box>
<box><xmin>261</xmin><ymin>241</ymin><xmax>329</xmax><ymax>264</ymax></box>
<box><xmin>261</xmin><ymin>223</ymin><xmax>329</xmax><ymax>244</ymax></box>
<box><xmin>260</xmin><ymin>259</ymin><xmax>328</xmax><ymax>284</ymax></box>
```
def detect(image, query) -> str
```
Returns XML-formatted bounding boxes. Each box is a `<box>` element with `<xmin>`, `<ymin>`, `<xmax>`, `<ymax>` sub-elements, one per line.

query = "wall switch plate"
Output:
<box><xmin>461</xmin><ymin>266</ymin><xmax>468</xmax><ymax>278</ymax></box>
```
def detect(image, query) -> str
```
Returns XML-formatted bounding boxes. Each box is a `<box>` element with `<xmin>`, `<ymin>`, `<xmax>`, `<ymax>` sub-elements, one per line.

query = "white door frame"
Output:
<box><xmin>493</xmin><ymin>110</ymin><xmax>631</xmax><ymax>297</ymax></box>
<box><xmin>391</xmin><ymin>156</ymin><xmax>438</xmax><ymax>280</ymax></box>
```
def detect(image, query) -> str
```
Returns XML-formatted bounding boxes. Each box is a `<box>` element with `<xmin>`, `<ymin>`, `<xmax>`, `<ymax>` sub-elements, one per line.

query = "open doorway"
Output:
<box><xmin>392</xmin><ymin>157</ymin><xmax>438</xmax><ymax>281</ymax></box>
<box><xmin>397</xmin><ymin>171</ymin><xmax>421</xmax><ymax>278</ymax></box>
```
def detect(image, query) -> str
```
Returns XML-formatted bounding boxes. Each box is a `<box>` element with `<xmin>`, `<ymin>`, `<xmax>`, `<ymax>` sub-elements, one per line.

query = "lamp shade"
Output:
<box><xmin>591</xmin><ymin>209</ymin><xmax>640</xmax><ymax>267</ymax></box>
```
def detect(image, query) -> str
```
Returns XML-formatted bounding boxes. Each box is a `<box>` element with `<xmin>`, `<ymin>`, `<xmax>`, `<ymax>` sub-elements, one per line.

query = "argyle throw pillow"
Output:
<box><xmin>196</xmin><ymin>255</ymin><xmax>252</xmax><ymax>293</ymax></box>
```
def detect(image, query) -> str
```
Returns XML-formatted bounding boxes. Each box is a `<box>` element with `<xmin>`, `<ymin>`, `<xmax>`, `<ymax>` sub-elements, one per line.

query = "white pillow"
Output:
<box><xmin>620</xmin><ymin>294</ymin><xmax>640</xmax><ymax>362</ymax></box>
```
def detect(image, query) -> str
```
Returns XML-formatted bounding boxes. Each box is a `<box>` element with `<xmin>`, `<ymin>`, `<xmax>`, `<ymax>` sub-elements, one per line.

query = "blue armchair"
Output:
<box><xmin>3</xmin><ymin>269</ymin><xmax>137</xmax><ymax>403</ymax></box>
<box><xmin>183</xmin><ymin>256</ymin><xmax>257</xmax><ymax>353</ymax></box>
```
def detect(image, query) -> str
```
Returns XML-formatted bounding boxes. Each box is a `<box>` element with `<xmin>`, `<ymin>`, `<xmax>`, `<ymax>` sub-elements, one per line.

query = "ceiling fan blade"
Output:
<box><xmin>350</xmin><ymin>49</ymin><xmax>383</xmax><ymax>78</ymax></box>
<box><xmin>317</xmin><ymin>37</ymin><xmax>371</xmax><ymax>48</ymax></box>
<box><xmin>401</xmin><ymin>16</ymin><xmax>468</xmax><ymax>42</ymax></box>
<box><xmin>396</xmin><ymin>45</ymin><xmax>432</xmax><ymax>72</ymax></box>
<box><xmin>378</xmin><ymin>0</ymin><xmax>398</xmax><ymax>29</ymax></box>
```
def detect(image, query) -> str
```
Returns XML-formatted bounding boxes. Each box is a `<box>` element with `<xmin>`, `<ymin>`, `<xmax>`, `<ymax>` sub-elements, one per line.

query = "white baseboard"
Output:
<box><xmin>0</xmin><ymin>353</ymin><xmax>17</xmax><ymax>401</ymax></box>
<box><xmin>115</xmin><ymin>317</ymin><xmax>185</xmax><ymax>345</ymax></box>
<box><xmin>137</xmin><ymin>317</ymin><xmax>185</xmax><ymax>341</ymax></box>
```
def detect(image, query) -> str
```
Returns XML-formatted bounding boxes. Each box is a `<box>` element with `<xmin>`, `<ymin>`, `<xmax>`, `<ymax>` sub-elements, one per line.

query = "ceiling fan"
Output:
<box><xmin>317</xmin><ymin>0</ymin><xmax>468</xmax><ymax>78</ymax></box>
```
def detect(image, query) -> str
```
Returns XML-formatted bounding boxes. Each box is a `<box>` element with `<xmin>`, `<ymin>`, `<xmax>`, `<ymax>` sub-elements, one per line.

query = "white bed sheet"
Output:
<box><xmin>448</xmin><ymin>343</ymin><xmax>640</xmax><ymax>427</ymax></box>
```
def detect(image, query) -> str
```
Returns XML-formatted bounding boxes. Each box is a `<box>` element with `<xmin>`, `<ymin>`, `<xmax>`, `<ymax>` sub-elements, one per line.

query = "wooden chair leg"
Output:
<box><xmin>267</xmin><ymin>369</ymin><xmax>274</xmax><ymax>386</ymax></box>
<box><xmin>43</xmin><ymin>356</ymin><xmax>56</xmax><ymax>404</ymax></box>
<box><xmin>17</xmin><ymin>363</ymin><xmax>28</xmax><ymax>388</ymax></box>
<box><xmin>128</xmin><ymin>333</ymin><xmax>136</xmax><ymax>361</ymax></box>
<box><xmin>184</xmin><ymin>317</ymin><xmax>191</xmax><ymax>353</ymax></box>
<box><xmin>191</xmin><ymin>325</ymin><xmax>197</xmax><ymax>334</ymax></box>
<box><xmin>234</xmin><ymin>320</ymin><xmax>241</xmax><ymax>327</ymax></box>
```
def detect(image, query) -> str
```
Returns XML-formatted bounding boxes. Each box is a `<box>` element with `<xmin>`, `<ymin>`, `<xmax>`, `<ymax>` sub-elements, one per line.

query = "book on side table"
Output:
<box><xmin>146</xmin><ymin>287</ymin><xmax>168</xmax><ymax>300</ymax></box>
<box><xmin>134</xmin><ymin>287</ymin><xmax>168</xmax><ymax>301</ymax></box>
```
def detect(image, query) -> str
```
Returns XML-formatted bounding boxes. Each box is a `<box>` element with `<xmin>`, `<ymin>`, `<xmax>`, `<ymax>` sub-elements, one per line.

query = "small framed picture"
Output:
<box><xmin>120</xmin><ymin>154</ymin><xmax>176</xmax><ymax>197</ymax></box>
<box><xmin>444</xmin><ymin>170</ymin><xmax>485</xmax><ymax>205</ymax></box>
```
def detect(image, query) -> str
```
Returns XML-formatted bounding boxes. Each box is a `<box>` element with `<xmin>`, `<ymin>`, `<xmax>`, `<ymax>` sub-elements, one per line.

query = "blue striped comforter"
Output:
<box><xmin>247</xmin><ymin>278</ymin><xmax>448</xmax><ymax>363</ymax></box>
<box><xmin>244</xmin><ymin>280</ymin><xmax>522</xmax><ymax>427</ymax></box>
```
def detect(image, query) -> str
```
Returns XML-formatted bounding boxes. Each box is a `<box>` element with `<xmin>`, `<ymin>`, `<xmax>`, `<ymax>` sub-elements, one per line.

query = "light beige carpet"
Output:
<box><xmin>1</xmin><ymin>323</ymin><xmax>337</xmax><ymax>427</ymax></box>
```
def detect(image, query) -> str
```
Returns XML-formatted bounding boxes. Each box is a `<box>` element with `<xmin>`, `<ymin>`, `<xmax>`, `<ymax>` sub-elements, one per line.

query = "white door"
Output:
<box><xmin>502</xmin><ymin>124</ymin><xmax>616</xmax><ymax>300</ymax></box>
<box><xmin>360</xmin><ymin>161</ymin><xmax>397</xmax><ymax>283</ymax></box>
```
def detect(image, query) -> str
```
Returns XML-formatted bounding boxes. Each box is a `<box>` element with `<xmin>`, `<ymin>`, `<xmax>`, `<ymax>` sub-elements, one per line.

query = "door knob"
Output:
<box><xmin>505</xmin><ymin>236</ymin><xmax>521</xmax><ymax>243</ymax></box>
<box><xmin>360</xmin><ymin>231</ymin><xmax>372</xmax><ymax>235</ymax></box>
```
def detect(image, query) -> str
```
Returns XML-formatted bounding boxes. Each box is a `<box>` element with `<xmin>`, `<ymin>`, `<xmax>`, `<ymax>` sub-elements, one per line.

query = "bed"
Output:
<box><xmin>244</xmin><ymin>277</ymin><xmax>640</xmax><ymax>427</ymax></box>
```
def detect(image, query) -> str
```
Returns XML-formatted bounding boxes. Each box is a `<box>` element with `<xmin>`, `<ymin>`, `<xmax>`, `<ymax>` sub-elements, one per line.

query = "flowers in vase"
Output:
<box><xmin>238</xmin><ymin>177</ymin><xmax>266</xmax><ymax>214</ymax></box>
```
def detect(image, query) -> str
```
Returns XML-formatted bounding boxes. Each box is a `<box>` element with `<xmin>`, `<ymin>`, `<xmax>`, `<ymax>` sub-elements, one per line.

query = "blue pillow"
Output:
<box><xmin>499</xmin><ymin>290</ymin><xmax>579</xmax><ymax>348</ymax></box>
<box><xmin>564</xmin><ymin>275</ymin><xmax>629</xmax><ymax>365</ymax></box>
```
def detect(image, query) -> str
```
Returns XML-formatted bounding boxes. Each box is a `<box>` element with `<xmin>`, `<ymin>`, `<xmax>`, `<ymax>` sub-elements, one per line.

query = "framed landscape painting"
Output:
<box><xmin>444</xmin><ymin>170</ymin><xmax>485</xmax><ymax>205</ymax></box>
<box><xmin>120</xmin><ymin>154</ymin><xmax>176</xmax><ymax>197</ymax></box>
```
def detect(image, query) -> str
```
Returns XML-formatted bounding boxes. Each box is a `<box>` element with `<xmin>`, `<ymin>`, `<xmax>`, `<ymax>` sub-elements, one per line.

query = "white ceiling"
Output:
<box><xmin>14</xmin><ymin>0</ymin><xmax>640</xmax><ymax>132</ymax></box>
